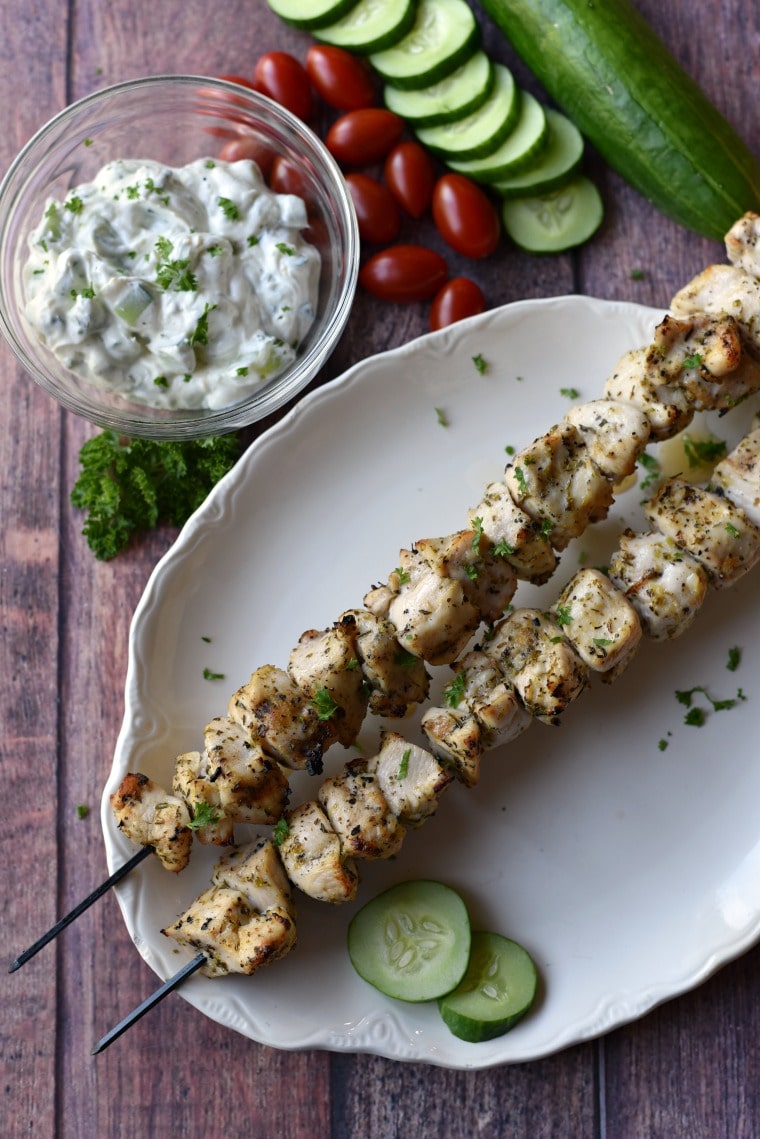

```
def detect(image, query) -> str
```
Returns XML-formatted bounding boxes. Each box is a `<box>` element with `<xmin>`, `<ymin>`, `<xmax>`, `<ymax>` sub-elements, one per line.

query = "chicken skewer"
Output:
<box><xmin>91</xmin><ymin>405</ymin><xmax>760</xmax><ymax>1061</ymax></box>
<box><xmin>19</xmin><ymin>214</ymin><xmax>760</xmax><ymax>975</ymax></box>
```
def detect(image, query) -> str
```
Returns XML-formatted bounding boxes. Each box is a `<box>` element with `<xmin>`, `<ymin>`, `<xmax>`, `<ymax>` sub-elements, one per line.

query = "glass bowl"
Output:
<box><xmin>0</xmin><ymin>75</ymin><xmax>359</xmax><ymax>439</ymax></box>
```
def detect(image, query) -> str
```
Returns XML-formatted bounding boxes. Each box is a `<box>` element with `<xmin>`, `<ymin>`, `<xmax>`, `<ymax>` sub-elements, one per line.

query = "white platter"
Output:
<box><xmin>103</xmin><ymin>295</ymin><xmax>760</xmax><ymax>1069</ymax></box>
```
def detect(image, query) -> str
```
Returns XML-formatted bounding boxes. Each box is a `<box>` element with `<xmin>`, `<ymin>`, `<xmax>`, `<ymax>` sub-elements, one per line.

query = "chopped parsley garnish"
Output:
<box><xmin>727</xmin><ymin>646</ymin><xmax>741</xmax><ymax>672</ymax></box>
<box><xmin>592</xmin><ymin>637</ymin><xmax>612</xmax><ymax>647</ymax></box>
<box><xmin>726</xmin><ymin>522</ymin><xmax>741</xmax><ymax>539</ymax></box>
<box><xmin>513</xmin><ymin>466</ymin><xmax>528</xmax><ymax>495</ymax></box>
<box><xmin>189</xmin><ymin>302</ymin><xmax>217</xmax><ymax>348</ymax></box>
<box><xmin>675</xmin><ymin>684</ymin><xmax>747</xmax><ymax>725</ymax></box>
<box><xmin>464</xmin><ymin>563</ymin><xmax>479</xmax><ymax>581</ymax></box>
<box><xmin>70</xmin><ymin>286</ymin><xmax>96</xmax><ymax>299</ymax></box>
<box><xmin>218</xmin><ymin>196</ymin><xmax>240</xmax><ymax>220</ymax></box>
<box><xmin>471</xmin><ymin>516</ymin><xmax>484</xmax><ymax>553</ymax></box>
<box><xmin>70</xmin><ymin>430</ymin><xmax>241</xmax><ymax>560</ymax></box>
<box><xmin>236</xmin><ymin>366</ymin><xmax>249</xmax><ymax>376</ymax></box>
<box><xmin>397</xmin><ymin>748</ymin><xmax>411</xmax><ymax>780</ymax></box>
<box><xmin>394</xmin><ymin>565</ymin><xmax>411</xmax><ymax>585</ymax></box>
<box><xmin>153</xmin><ymin>375</ymin><xmax>169</xmax><ymax>389</ymax></box>
<box><xmin>312</xmin><ymin>687</ymin><xmax>339</xmax><ymax>720</ymax></box>
<box><xmin>65</xmin><ymin>196</ymin><xmax>84</xmax><ymax>214</ymax></box>
<box><xmin>76</xmin><ymin>804</ymin><xmax>90</xmax><ymax>819</ymax></box>
<box><xmin>492</xmin><ymin>538</ymin><xmax>515</xmax><ymax>557</ymax></box>
<box><xmin>505</xmin><ymin>444</ymin><xmax>515</xmax><ymax>456</ymax></box>
<box><xmin>393</xmin><ymin>648</ymin><xmax>418</xmax><ymax>668</ymax></box>
<box><xmin>154</xmin><ymin>236</ymin><xmax>197</xmax><ymax>292</ymax></box>
<box><xmin>345</xmin><ymin>657</ymin><xmax>359</xmax><ymax>671</ymax></box>
<box><xmin>435</xmin><ymin>406</ymin><xmax>449</xmax><ymax>427</ymax></box>
<box><xmin>201</xmin><ymin>635</ymin><xmax>212</xmax><ymax>643</ymax></box>
<box><xmin>682</xmin><ymin>433</ymin><xmax>727</xmax><ymax>468</ymax></box>
<box><xmin>682</xmin><ymin>351</ymin><xmax>703</xmax><ymax>369</ymax></box>
<box><xmin>188</xmin><ymin>801</ymin><xmax>221</xmax><ymax>830</ymax></box>
<box><xmin>472</xmin><ymin>353</ymin><xmax>488</xmax><ymax>375</ymax></box>
<box><xmin>275</xmin><ymin>241</ymin><xmax>295</xmax><ymax>256</ymax></box>
<box><xmin>560</xmin><ymin>387</ymin><xmax>580</xmax><ymax>399</ymax></box>
<box><xmin>443</xmin><ymin>671</ymin><xmax>467</xmax><ymax>708</ymax></box>
<box><xmin>204</xmin><ymin>159</ymin><xmax>216</xmax><ymax>169</ymax></box>
<box><xmin>247</xmin><ymin>234</ymin><xmax>260</xmax><ymax>246</ymax></box>
<box><xmin>539</xmin><ymin>517</ymin><xmax>553</xmax><ymax>540</ymax></box>
<box><xmin>658</xmin><ymin>738</ymin><xmax>669</xmax><ymax>751</ymax></box>
<box><xmin>83</xmin><ymin>138</ymin><xmax>94</xmax><ymax>147</ymax></box>
<box><xmin>125</xmin><ymin>184</ymin><xmax>140</xmax><ymax>200</ymax></box>
<box><xmin>203</xmin><ymin>666</ymin><xmax>225</xmax><ymax>681</ymax></box>
<box><xmin>206</xmin><ymin>244</ymin><xmax>224</xmax><ymax>257</ymax></box>
<box><xmin>554</xmin><ymin>605</ymin><xmax>572</xmax><ymax>627</ymax></box>
<box><xmin>273</xmin><ymin>817</ymin><xmax>290</xmax><ymax>845</ymax></box>
<box><xmin>630</xmin><ymin>268</ymin><xmax>646</xmax><ymax>280</ymax></box>
<box><xmin>639</xmin><ymin>450</ymin><xmax>661</xmax><ymax>493</ymax></box>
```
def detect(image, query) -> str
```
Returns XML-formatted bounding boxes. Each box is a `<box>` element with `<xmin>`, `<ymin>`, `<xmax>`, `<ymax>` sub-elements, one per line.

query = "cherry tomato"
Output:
<box><xmin>432</xmin><ymin>173</ymin><xmax>501</xmax><ymax>259</ymax></box>
<box><xmin>253</xmin><ymin>51</ymin><xmax>314</xmax><ymax>121</ymax></box>
<box><xmin>359</xmin><ymin>245</ymin><xmax>448</xmax><ymax>303</ymax></box>
<box><xmin>384</xmin><ymin>141</ymin><xmax>436</xmax><ymax>219</ymax></box>
<box><xmin>346</xmin><ymin>174</ymin><xmax>400</xmax><ymax>244</ymax></box>
<box><xmin>218</xmin><ymin>135</ymin><xmax>276</xmax><ymax>177</ymax></box>
<box><xmin>430</xmin><ymin>277</ymin><xmax>487</xmax><ymax>331</ymax></box>
<box><xmin>305</xmin><ymin>45</ymin><xmax>376</xmax><ymax>111</ymax></box>
<box><xmin>326</xmin><ymin>109</ymin><xmax>405</xmax><ymax>167</ymax></box>
<box><xmin>269</xmin><ymin>155</ymin><xmax>309</xmax><ymax>198</ymax></box>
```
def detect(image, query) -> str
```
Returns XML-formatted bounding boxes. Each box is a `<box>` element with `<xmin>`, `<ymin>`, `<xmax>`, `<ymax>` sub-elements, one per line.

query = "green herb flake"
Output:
<box><xmin>206</xmin><ymin>244</ymin><xmax>224</xmax><ymax>257</ymax></box>
<box><xmin>464</xmin><ymin>563</ymin><xmax>479</xmax><ymax>581</ymax></box>
<box><xmin>76</xmin><ymin>804</ymin><xmax>90</xmax><ymax>819</ymax></box>
<box><xmin>639</xmin><ymin>450</ymin><xmax>662</xmax><ymax>493</ymax></box>
<box><xmin>203</xmin><ymin>666</ymin><xmax>225</xmax><ymax>681</ymax></box>
<box><xmin>275</xmin><ymin>241</ymin><xmax>295</xmax><ymax>256</ymax></box>
<box><xmin>630</xmin><ymin>268</ymin><xmax>646</xmax><ymax>280</ymax></box>
<box><xmin>443</xmin><ymin>671</ymin><xmax>467</xmax><ymax>709</ymax></box>
<box><xmin>201</xmin><ymin>635</ymin><xmax>212</xmax><ymax>643</ymax></box>
<box><xmin>204</xmin><ymin>159</ymin><xmax>216</xmax><ymax>169</ymax></box>
<box><xmin>394</xmin><ymin>565</ymin><xmax>411</xmax><ymax>586</ymax></box>
<box><xmin>513</xmin><ymin>466</ymin><xmax>528</xmax><ymax>495</ymax></box>
<box><xmin>188</xmin><ymin>801</ymin><xmax>221</xmax><ymax>830</ymax></box>
<box><xmin>684</xmin><ymin>706</ymin><xmax>706</xmax><ymax>727</ymax></box>
<box><xmin>505</xmin><ymin>444</ymin><xmax>515</xmax><ymax>456</ymax></box>
<box><xmin>560</xmin><ymin>387</ymin><xmax>580</xmax><ymax>399</ymax></box>
<box><xmin>83</xmin><ymin>138</ymin><xmax>94</xmax><ymax>147</ymax></box>
<box><xmin>312</xmin><ymin>687</ymin><xmax>339</xmax><ymax>720</ymax></box>
<box><xmin>555</xmin><ymin>605</ymin><xmax>572</xmax><ymax>627</ymax></box>
<box><xmin>393</xmin><ymin>648</ymin><xmax>418</xmax><ymax>668</ymax></box>
<box><xmin>435</xmin><ymin>407</ymin><xmax>449</xmax><ymax>428</ymax></box>
<box><xmin>236</xmin><ymin>366</ymin><xmax>249</xmax><ymax>376</ymax></box>
<box><xmin>472</xmin><ymin>353</ymin><xmax>488</xmax><ymax>375</ymax></box>
<box><xmin>471</xmin><ymin>516</ymin><xmax>484</xmax><ymax>554</ymax></box>
<box><xmin>247</xmin><ymin>234</ymin><xmax>260</xmax><ymax>247</ymax></box>
<box><xmin>397</xmin><ymin>748</ymin><xmax>411</xmax><ymax>780</ymax></box>
<box><xmin>726</xmin><ymin>522</ymin><xmax>741</xmax><ymax>539</ymax></box>
<box><xmin>657</xmin><ymin>738</ymin><xmax>669</xmax><ymax>751</ymax></box>
<box><xmin>65</xmin><ymin>196</ymin><xmax>84</xmax><ymax>214</ymax></box>
<box><xmin>727</xmin><ymin>646</ymin><xmax>741</xmax><ymax>672</ymax></box>
<box><xmin>682</xmin><ymin>433</ymin><xmax>727</xmax><ymax>468</ymax></box>
<box><xmin>218</xmin><ymin>196</ymin><xmax>240</xmax><ymax>220</ymax></box>
<box><xmin>153</xmin><ymin>375</ymin><xmax>169</xmax><ymax>389</ymax></box>
<box><xmin>189</xmin><ymin>302</ymin><xmax>217</xmax><ymax>348</ymax></box>
<box><xmin>492</xmin><ymin>538</ymin><xmax>515</xmax><ymax>558</ymax></box>
<box><xmin>683</xmin><ymin>352</ymin><xmax>703</xmax><ymax>369</ymax></box>
<box><xmin>273</xmin><ymin>817</ymin><xmax>290</xmax><ymax>846</ymax></box>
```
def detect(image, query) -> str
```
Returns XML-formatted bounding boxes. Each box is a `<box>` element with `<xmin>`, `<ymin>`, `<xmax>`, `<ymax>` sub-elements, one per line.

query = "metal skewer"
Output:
<box><xmin>8</xmin><ymin>845</ymin><xmax>153</xmax><ymax>973</ymax></box>
<box><xmin>92</xmin><ymin>953</ymin><xmax>206</xmax><ymax>1054</ymax></box>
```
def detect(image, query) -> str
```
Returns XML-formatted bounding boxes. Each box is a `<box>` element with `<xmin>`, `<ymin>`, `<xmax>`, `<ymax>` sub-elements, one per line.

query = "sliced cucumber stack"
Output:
<box><xmin>347</xmin><ymin>880</ymin><xmax>471</xmax><ymax>1002</ymax></box>
<box><xmin>370</xmin><ymin>0</ymin><xmax>479</xmax><ymax>90</ymax></box>
<box><xmin>447</xmin><ymin>90</ymin><xmax>548</xmax><ymax>183</ymax></box>
<box><xmin>493</xmin><ymin>108</ymin><xmax>584</xmax><ymax>198</ymax></box>
<box><xmin>439</xmin><ymin>931</ymin><xmax>538</xmax><ymax>1042</ymax></box>
<box><xmin>315</xmin><ymin>0</ymin><xmax>417</xmax><ymax>54</ymax></box>
<box><xmin>416</xmin><ymin>63</ymin><xmax>519</xmax><ymax>162</ymax></box>
<box><xmin>501</xmin><ymin>174</ymin><xmax>604</xmax><ymax>252</ymax></box>
<box><xmin>383</xmin><ymin>51</ymin><xmax>494</xmax><ymax>128</ymax></box>
<box><xmin>266</xmin><ymin>0</ymin><xmax>360</xmax><ymax>30</ymax></box>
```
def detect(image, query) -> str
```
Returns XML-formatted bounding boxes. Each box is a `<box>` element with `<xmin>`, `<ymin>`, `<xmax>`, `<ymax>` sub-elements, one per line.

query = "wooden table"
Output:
<box><xmin>2</xmin><ymin>2</ymin><xmax>758</xmax><ymax>1136</ymax></box>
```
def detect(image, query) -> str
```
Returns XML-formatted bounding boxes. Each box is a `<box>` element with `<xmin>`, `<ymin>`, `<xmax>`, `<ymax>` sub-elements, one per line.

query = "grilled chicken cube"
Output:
<box><xmin>710</xmin><ymin>426</ymin><xmax>760</xmax><ymax>526</ymax></box>
<box><xmin>419</xmin><ymin>706</ymin><xmax>485</xmax><ymax>787</ymax></box>
<box><xmin>278</xmin><ymin>800</ymin><xmax>359</xmax><ymax>903</ymax></box>
<box><xmin>644</xmin><ymin>477</ymin><xmax>760</xmax><ymax>587</ymax></box>
<box><xmin>505</xmin><ymin>422</ymin><xmax>614</xmax><ymax>550</ymax></box>
<box><xmin>725</xmin><ymin>212</ymin><xmax>760</xmax><ymax>277</ymax></box>
<box><xmin>228</xmin><ymin>664</ymin><xmax>334</xmax><ymax>774</ymax></box>
<box><xmin>318</xmin><ymin>758</ymin><xmax>405</xmax><ymax>860</ymax></box>
<box><xmin>386</xmin><ymin>548</ymin><xmax>480</xmax><ymax>665</ymax></box>
<box><xmin>468</xmin><ymin>481</ymin><xmax>557</xmax><ymax>584</ymax></box>
<box><xmin>604</xmin><ymin>346</ymin><xmax>694</xmax><ymax>441</ymax></box>
<box><xmin>288</xmin><ymin>616</ymin><xmax>369</xmax><ymax>747</ymax></box>
<box><xmin>342</xmin><ymin>608</ymin><xmax>429</xmax><ymax>718</ymax></box>
<box><xmin>367</xmin><ymin>731</ymin><xmax>452</xmax><ymax>826</ymax></box>
<box><xmin>671</xmin><ymin>264</ymin><xmax>760</xmax><ymax>353</ymax></box>
<box><xmin>647</xmin><ymin>312</ymin><xmax>760</xmax><ymax>411</ymax></box>
<box><xmin>552</xmin><ymin>568</ymin><xmax>642</xmax><ymax>674</ymax></box>
<box><xmin>212</xmin><ymin>837</ymin><xmax>295</xmax><ymax>915</ymax></box>
<box><xmin>109</xmin><ymin>772</ymin><xmax>192</xmax><ymax>873</ymax></box>
<box><xmin>162</xmin><ymin>884</ymin><xmax>296</xmax><ymax>978</ymax></box>
<box><xmin>487</xmin><ymin>608</ymin><xmax>587</xmax><ymax>722</ymax></box>
<box><xmin>415</xmin><ymin>530</ymin><xmax>518</xmax><ymax>624</ymax></box>
<box><xmin>172</xmin><ymin>718</ymin><xmax>290</xmax><ymax>845</ymax></box>
<box><xmin>608</xmin><ymin>529</ymin><xmax>709</xmax><ymax>639</ymax></box>
<box><xmin>564</xmin><ymin>399</ymin><xmax>650</xmax><ymax>483</ymax></box>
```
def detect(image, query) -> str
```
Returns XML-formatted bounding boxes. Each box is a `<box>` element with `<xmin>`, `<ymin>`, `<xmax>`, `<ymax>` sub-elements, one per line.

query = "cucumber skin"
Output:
<box><xmin>479</xmin><ymin>0</ymin><xmax>760</xmax><ymax>240</ymax></box>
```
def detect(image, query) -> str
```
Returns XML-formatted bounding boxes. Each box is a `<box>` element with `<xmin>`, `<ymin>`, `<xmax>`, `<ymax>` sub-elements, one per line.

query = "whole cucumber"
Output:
<box><xmin>479</xmin><ymin>0</ymin><xmax>760</xmax><ymax>240</ymax></box>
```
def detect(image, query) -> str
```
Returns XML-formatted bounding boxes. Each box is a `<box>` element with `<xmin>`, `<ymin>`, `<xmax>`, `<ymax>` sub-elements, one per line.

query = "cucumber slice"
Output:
<box><xmin>501</xmin><ymin>174</ymin><xmax>604</xmax><ymax>252</ymax></box>
<box><xmin>416</xmin><ymin>63</ymin><xmax>519</xmax><ymax>162</ymax></box>
<box><xmin>266</xmin><ymin>0</ymin><xmax>360</xmax><ymax>30</ymax></box>
<box><xmin>447</xmin><ymin>90</ymin><xmax>548</xmax><ymax>183</ymax></box>
<box><xmin>493</xmin><ymin>109</ymin><xmax>584</xmax><ymax>198</ymax></box>
<box><xmin>347</xmin><ymin>880</ymin><xmax>471</xmax><ymax>1003</ymax></box>
<box><xmin>383</xmin><ymin>51</ymin><xmax>494</xmax><ymax>128</ymax></box>
<box><xmin>315</xmin><ymin>0</ymin><xmax>416</xmax><ymax>55</ymax></box>
<box><xmin>438</xmin><ymin>931</ymin><xmax>538</xmax><ymax>1043</ymax></box>
<box><xmin>370</xmin><ymin>0</ymin><xmax>479</xmax><ymax>91</ymax></box>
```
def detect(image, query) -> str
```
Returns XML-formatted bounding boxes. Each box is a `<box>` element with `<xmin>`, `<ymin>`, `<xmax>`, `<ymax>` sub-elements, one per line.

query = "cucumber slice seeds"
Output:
<box><xmin>416</xmin><ymin>63</ymin><xmax>518</xmax><ymax>161</ymax></box>
<box><xmin>266</xmin><ymin>0</ymin><xmax>360</xmax><ymax>30</ymax></box>
<box><xmin>501</xmin><ymin>174</ymin><xmax>604</xmax><ymax>252</ymax></box>
<box><xmin>447</xmin><ymin>89</ymin><xmax>548</xmax><ymax>182</ymax></box>
<box><xmin>439</xmin><ymin>931</ymin><xmax>538</xmax><ymax>1042</ymax></box>
<box><xmin>493</xmin><ymin>108</ymin><xmax>584</xmax><ymax>198</ymax></box>
<box><xmin>315</xmin><ymin>0</ymin><xmax>417</xmax><ymax>54</ymax></box>
<box><xmin>383</xmin><ymin>51</ymin><xmax>494</xmax><ymax>127</ymax></box>
<box><xmin>370</xmin><ymin>0</ymin><xmax>480</xmax><ymax>91</ymax></box>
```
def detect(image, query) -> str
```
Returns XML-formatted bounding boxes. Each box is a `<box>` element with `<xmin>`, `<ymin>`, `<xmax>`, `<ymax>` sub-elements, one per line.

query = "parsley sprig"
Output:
<box><xmin>70</xmin><ymin>430</ymin><xmax>241</xmax><ymax>559</ymax></box>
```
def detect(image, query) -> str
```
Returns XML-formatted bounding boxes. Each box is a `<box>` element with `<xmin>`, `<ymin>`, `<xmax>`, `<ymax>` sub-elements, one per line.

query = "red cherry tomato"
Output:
<box><xmin>346</xmin><ymin>174</ymin><xmax>400</xmax><ymax>244</ymax></box>
<box><xmin>359</xmin><ymin>245</ymin><xmax>448</xmax><ymax>303</ymax></box>
<box><xmin>305</xmin><ymin>45</ymin><xmax>376</xmax><ymax>111</ymax></box>
<box><xmin>218</xmin><ymin>135</ymin><xmax>276</xmax><ymax>178</ymax></box>
<box><xmin>384</xmin><ymin>141</ymin><xmax>437</xmax><ymax>218</ymax></box>
<box><xmin>430</xmin><ymin>277</ymin><xmax>487</xmax><ymax>331</ymax></box>
<box><xmin>432</xmin><ymin>173</ymin><xmax>501</xmax><ymax>259</ymax></box>
<box><xmin>253</xmin><ymin>51</ymin><xmax>314</xmax><ymax>121</ymax></box>
<box><xmin>269</xmin><ymin>155</ymin><xmax>309</xmax><ymax>198</ymax></box>
<box><xmin>326</xmin><ymin>109</ymin><xmax>405</xmax><ymax>167</ymax></box>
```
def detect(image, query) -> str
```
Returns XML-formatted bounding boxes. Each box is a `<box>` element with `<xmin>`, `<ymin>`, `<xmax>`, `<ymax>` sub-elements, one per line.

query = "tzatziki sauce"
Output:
<box><xmin>23</xmin><ymin>157</ymin><xmax>321</xmax><ymax>410</ymax></box>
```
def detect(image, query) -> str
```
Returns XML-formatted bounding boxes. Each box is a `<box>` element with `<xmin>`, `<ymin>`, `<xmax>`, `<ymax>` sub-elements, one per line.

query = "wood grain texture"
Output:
<box><xmin>0</xmin><ymin>2</ymin><xmax>758</xmax><ymax>1137</ymax></box>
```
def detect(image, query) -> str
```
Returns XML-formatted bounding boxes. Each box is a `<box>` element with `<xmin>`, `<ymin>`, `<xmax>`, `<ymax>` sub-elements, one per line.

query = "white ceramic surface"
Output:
<box><xmin>103</xmin><ymin>295</ymin><xmax>760</xmax><ymax>1069</ymax></box>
